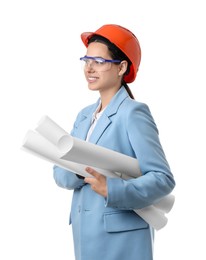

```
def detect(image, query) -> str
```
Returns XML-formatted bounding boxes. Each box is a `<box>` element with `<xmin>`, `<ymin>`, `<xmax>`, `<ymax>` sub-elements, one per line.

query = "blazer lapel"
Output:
<box><xmin>88</xmin><ymin>87</ymin><xmax>129</xmax><ymax>144</ymax></box>
<box><xmin>74</xmin><ymin>101</ymin><xmax>100</xmax><ymax>141</ymax></box>
<box><xmin>77</xmin><ymin>116</ymin><xmax>92</xmax><ymax>140</ymax></box>
<box><xmin>88</xmin><ymin>114</ymin><xmax>111</xmax><ymax>144</ymax></box>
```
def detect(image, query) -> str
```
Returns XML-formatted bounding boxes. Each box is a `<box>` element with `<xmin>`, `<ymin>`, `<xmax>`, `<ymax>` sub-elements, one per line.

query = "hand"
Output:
<box><xmin>84</xmin><ymin>167</ymin><xmax>108</xmax><ymax>198</ymax></box>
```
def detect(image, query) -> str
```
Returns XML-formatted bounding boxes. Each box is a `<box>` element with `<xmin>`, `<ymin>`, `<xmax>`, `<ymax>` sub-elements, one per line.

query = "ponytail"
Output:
<box><xmin>122</xmin><ymin>82</ymin><xmax>135</xmax><ymax>100</ymax></box>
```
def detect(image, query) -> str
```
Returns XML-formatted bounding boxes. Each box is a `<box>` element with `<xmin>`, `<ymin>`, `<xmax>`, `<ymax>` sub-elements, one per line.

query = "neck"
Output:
<box><xmin>99</xmin><ymin>86</ymin><xmax>121</xmax><ymax>111</ymax></box>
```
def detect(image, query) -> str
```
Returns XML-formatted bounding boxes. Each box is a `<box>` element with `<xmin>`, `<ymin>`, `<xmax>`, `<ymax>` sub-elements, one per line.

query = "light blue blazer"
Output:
<box><xmin>53</xmin><ymin>86</ymin><xmax>175</xmax><ymax>260</ymax></box>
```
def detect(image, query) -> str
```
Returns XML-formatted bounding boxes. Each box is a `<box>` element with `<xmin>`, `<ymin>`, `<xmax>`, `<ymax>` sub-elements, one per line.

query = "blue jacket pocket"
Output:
<box><xmin>104</xmin><ymin>211</ymin><xmax>148</xmax><ymax>233</ymax></box>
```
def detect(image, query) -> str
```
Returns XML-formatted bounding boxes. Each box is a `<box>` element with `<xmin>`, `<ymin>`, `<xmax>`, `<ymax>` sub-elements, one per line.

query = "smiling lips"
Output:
<box><xmin>87</xmin><ymin>76</ymin><xmax>99</xmax><ymax>83</ymax></box>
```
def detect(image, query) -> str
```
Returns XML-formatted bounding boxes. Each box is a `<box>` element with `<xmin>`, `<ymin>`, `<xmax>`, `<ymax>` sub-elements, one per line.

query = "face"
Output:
<box><xmin>83</xmin><ymin>42</ymin><xmax>126</xmax><ymax>96</ymax></box>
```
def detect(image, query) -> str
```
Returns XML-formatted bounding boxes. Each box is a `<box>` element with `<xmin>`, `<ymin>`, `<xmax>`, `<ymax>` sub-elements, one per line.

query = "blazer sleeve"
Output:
<box><xmin>53</xmin><ymin>165</ymin><xmax>85</xmax><ymax>190</ymax></box>
<box><xmin>106</xmin><ymin>102</ymin><xmax>175</xmax><ymax>210</ymax></box>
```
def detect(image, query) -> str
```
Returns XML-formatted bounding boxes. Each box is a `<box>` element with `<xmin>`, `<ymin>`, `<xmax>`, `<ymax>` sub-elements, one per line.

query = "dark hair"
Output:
<box><xmin>88</xmin><ymin>35</ymin><xmax>135</xmax><ymax>99</ymax></box>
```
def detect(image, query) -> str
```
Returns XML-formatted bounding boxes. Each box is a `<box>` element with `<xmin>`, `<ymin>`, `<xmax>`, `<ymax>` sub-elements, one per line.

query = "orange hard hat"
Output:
<box><xmin>81</xmin><ymin>24</ymin><xmax>141</xmax><ymax>83</ymax></box>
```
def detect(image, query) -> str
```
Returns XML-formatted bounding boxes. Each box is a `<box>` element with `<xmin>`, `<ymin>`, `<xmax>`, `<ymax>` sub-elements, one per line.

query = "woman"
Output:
<box><xmin>53</xmin><ymin>24</ymin><xmax>175</xmax><ymax>260</ymax></box>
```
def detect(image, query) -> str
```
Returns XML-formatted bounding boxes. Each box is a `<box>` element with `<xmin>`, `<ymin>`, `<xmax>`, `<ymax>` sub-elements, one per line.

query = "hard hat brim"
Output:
<box><xmin>81</xmin><ymin>32</ymin><xmax>95</xmax><ymax>47</ymax></box>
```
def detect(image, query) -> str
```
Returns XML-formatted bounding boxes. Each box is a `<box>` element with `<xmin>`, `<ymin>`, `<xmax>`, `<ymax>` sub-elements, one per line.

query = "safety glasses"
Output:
<box><xmin>80</xmin><ymin>56</ymin><xmax>121</xmax><ymax>72</ymax></box>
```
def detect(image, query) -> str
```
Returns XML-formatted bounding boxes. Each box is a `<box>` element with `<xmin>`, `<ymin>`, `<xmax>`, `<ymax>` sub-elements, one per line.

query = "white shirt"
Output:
<box><xmin>86</xmin><ymin>102</ymin><xmax>106</xmax><ymax>141</ymax></box>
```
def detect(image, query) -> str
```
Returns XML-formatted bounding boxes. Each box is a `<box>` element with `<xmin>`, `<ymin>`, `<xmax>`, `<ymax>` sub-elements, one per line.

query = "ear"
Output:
<box><xmin>118</xmin><ymin>60</ymin><xmax>128</xmax><ymax>76</ymax></box>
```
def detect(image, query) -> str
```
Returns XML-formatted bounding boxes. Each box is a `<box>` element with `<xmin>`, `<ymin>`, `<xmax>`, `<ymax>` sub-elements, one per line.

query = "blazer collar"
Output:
<box><xmin>87</xmin><ymin>87</ymin><xmax>129</xmax><ymax>144</ymax></box>
<box><xmin>104</xmin><ymin>86</ymin><xmax>129</xmax><ymax>117</ymax></box>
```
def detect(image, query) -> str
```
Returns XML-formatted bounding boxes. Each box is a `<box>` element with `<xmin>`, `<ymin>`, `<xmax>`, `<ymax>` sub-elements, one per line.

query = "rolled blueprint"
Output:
<box><xmin>36</xmin><ymin>116</ymin><xmax>141</xmax><ymax>179</ymax></box>
<box><xmin>22</xmin><ymin>130</ymin><xmax>118</xmax><ymax>179</ymax></box>
<box><xmin>22</xmin><ymin>115</ymin><xmax>175</xmax><ymax>230</ymax></box>
<box><xmin>153</xmin><ymin>193</ymin><xmax>175</xmax><ymax>213</ymax></box>
<box><xmin>36</xmin><ymin>115</ymin><xmax>68</xmax><ymax>146</ymax></box>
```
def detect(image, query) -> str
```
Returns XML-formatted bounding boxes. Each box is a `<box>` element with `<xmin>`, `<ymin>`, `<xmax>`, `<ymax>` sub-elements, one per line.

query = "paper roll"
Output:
<box><xmin>22</xmin><ymin>130</ymin><xmax>119</xmax><ymax>179</ymax></box>
<box><xmin>35</xmin><ymin>115</ymin><xmax>141</xmax><ymax>178</ymax></box>
<box><xmin>135</xmin><ymin>206</ymin><xmax>168</xmax><ymax>230</ymax></box>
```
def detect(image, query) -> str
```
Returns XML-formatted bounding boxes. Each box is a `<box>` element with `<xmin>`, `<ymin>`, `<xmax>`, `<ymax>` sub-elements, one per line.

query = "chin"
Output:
<box><xmin>88</xmin><ymin>84</ymin><xmax>99</xmax><ymax>91</ymax></box>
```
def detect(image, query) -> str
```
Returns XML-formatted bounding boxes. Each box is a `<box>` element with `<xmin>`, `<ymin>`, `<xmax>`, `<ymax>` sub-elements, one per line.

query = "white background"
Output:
<box><xmin>0</xmin><ymin>0</ymin><xmax>205</xmax><ymax>259</ymax></box>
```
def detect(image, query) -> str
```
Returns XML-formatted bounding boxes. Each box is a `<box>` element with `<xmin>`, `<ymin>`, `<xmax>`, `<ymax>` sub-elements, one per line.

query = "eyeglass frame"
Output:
<box><xmin>80</xmin><ymin>55</ymin><xmax>121</xmax><ymax>71</ymax></box>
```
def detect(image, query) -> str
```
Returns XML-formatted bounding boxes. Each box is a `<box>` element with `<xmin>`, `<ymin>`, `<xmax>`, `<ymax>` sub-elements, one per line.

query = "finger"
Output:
<box><xmin>84</xmin><ymin>177</ymin><xmax>94</xmax><ymax>185</ymax></box>
<box><xmin>85</xmin><ymin>167</ymin><xmax>101</xmax><ymax>178</ymax></box>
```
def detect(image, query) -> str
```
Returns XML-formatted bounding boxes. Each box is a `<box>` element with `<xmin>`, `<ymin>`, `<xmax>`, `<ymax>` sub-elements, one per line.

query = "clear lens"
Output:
<box><xmin>80</xmin><ymin>57</ymin><xmax>112</xmax><ymax>72</ymax></box>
